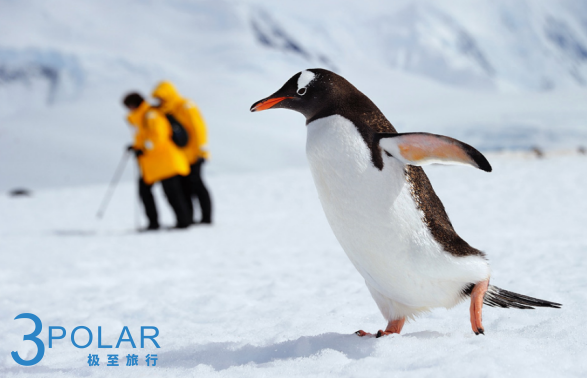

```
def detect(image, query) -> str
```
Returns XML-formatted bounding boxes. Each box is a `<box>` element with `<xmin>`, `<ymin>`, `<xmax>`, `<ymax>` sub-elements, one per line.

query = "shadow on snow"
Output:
<box><xmin>0</xmin><ymin>331</ymin><xmax>446</xmax><ymax>373</ymax></box>
<box><xmin>161</xmin><ymin>332</ymin><xmax>376</xmax><ymax>370</ymax></box>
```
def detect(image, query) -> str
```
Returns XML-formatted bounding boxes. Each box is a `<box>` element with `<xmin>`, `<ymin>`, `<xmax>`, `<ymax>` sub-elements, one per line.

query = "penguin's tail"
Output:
<box><xmin>483</xmin><ymin>285</ymin><xmax>562</xmax><ymax>309</ymax></box>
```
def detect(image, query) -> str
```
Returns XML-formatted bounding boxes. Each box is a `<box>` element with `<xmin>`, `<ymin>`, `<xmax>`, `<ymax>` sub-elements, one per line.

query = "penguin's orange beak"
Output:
<box><xmin>250</xmin><ymin>97</ymin><xmax>293</xmax><ymax>112</ymax></box>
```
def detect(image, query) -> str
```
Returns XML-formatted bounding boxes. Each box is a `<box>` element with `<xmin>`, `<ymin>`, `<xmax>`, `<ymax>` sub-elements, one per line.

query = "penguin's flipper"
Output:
<box><xmin>376</xmin><ymin>132</ymin><xmax>492</xmax><ymax>172</ymax></box>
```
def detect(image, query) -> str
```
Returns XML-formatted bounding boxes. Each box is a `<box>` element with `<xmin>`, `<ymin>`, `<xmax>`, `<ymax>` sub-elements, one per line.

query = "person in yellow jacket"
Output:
<box><xmin>123</xmin><ymin>92</ymin><xmax>192</xmax><ymax>230</ymax></box>
<box><xmin>152</xmin><ymin>81</ymin><xmax>213</xmax><ymax>224</ymax></box>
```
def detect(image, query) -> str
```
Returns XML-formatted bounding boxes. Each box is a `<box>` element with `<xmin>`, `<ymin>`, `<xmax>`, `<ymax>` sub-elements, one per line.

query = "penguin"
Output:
<box><xmin>250</xmin><ymin>68</ymin><xmax>561</xmax><ymax>337</ymax></box>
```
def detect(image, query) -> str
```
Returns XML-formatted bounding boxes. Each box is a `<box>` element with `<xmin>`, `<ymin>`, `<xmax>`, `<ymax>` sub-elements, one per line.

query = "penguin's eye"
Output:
<box><xmin>297</xmin><ymin>87</ymin><xmax>307</xmax><ymax>96</ymax></box>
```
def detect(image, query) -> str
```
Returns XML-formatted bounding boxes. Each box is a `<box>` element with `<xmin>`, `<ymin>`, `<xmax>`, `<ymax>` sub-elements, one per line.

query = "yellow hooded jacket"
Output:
<box><xmin>152</xmin><ymin>81</ymin><xmax>209</xmax><ymax>164</ymax></box>
<box><xmin>127</xmin><ymin>101</ymin><xmax>190</xmax><ymax>185</ymax></box>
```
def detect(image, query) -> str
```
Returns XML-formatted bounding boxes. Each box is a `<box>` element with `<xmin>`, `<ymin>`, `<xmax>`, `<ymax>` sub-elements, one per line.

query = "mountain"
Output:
<box><xmin>1</xmin><ymin>0</ymin><xmax>586</xmax><ymax>191</ymax></box>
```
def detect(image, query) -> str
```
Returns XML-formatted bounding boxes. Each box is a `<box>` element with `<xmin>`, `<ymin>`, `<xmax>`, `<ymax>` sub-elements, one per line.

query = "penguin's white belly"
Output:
<box><xmin>305</xmin><ymin>115</ymin><xmax>489</xmax><ymax>319</ymax></box>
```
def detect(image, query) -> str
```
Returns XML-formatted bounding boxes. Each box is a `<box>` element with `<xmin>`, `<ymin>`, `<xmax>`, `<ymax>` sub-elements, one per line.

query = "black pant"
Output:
<box><xmin>182</xmin><ymin>158</ymin><xmax>213</xmax><ymax>223</ymax></box>
<box><xmin>139</xmin><ymin>175</ymin><xmax>192</xmax><ymax>228</ymax></box>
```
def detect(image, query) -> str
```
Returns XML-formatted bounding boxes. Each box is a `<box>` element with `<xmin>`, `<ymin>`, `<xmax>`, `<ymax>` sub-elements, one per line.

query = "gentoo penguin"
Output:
<box><xmin>250</xmin><ymin>68</ymin><xmax>561</xmax><ymax>337</ymax></box>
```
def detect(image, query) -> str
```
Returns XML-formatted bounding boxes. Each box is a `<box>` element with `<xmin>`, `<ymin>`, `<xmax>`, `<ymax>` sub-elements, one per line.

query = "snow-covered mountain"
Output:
<box><xmin>0</xmin><ymin>48</ymin><xmax>83</xmax><ymax>117</ymax></box>
<box><xmin>374</xmin><ymin>1</ymin><xmax>587</xmax><ymax>91</ymax></box>
<box><xmin>1</xmin><ymin>0</ymin><xmax>587</xmax><ymax>191</ymax></box>
<box><xmin>246</xmin><ymin>0</ymin><xmax>587</xmax><ymax>91</ymax></box>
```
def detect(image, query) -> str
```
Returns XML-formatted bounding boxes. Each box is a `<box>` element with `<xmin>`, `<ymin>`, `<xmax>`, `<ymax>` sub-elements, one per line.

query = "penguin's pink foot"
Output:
<box><xmin>355</xmin><ymin>318</ymin><xmax>406</xmax><ymax>337</ymax></box>
<box><xmin>470</xmin><ymin>279</ymin><xmax>489</xmax><ymax>335</ymax></box>
<box><xmin>375</xmin><ymin>317</ymin><xmax>406</xmax><ymax>338</ymax></box>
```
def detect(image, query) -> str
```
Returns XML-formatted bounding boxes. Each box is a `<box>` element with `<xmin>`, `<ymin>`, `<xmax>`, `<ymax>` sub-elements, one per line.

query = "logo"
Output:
<box><xmin>11</xmin><ymin>313</ymin><xmax>160</xmax><ymax>367</ymax></box>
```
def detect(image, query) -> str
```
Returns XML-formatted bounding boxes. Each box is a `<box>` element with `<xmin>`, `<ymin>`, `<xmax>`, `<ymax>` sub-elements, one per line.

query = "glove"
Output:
<box><xmin>126</xmin><ymin>145</ymin><xmax>144</xmax><ymax>157</ymax></box>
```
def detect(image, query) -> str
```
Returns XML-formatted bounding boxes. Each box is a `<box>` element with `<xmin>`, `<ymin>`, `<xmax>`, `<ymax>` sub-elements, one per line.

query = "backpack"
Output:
<box><xmin>165</xmin><ymin>113</ymin><xmax>189</xmax><ymax>147</ymax></box>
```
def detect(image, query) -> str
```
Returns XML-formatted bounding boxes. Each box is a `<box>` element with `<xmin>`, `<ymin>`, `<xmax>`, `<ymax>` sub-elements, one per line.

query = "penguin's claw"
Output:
<box><xmin>356</xmin><ymin>318</ymin><xmax>407</xmax><ymax>338</ymax></box>
<box><xmin>474</xmin><ymin>327</ymin><xmax>485</xmax><ymax>336</ymax></box>
<box><xmin>375</xmin><ymin>329</ymin><xmax>401</xmax><ymax>338</ymax></box>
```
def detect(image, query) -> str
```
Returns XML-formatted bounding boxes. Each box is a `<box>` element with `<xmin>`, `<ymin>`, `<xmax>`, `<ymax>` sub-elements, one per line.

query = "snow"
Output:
<box><xmin>1</xmin><ymin>0</ymin><xmax>587</xmax><ymax>376</ymax></box>
<box><xmin>1</xmin><ymin>152</ymin><xmax>586</xmax><ymax>377</ymax></box>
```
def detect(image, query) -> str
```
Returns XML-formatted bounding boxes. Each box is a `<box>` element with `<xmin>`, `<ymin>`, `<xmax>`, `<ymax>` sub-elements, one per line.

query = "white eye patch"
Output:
<box><xmin>297</xmin><ymin>70</ymin><xmax>315</xmax><ymax>95</ymax></box>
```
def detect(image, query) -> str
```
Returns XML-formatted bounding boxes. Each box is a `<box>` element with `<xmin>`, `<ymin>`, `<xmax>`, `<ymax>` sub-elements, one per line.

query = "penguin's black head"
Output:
<box><xmin>250</xmin><ymin>68</ymin><xmax>340</xmax><ymax>121</ymax></box>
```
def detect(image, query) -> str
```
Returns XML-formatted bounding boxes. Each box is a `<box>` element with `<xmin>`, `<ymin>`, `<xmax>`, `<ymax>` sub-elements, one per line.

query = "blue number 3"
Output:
<box><xmin>11</xmin><ymin>313</ymin><xmax>45</xmax><ymax>366</ymax></box>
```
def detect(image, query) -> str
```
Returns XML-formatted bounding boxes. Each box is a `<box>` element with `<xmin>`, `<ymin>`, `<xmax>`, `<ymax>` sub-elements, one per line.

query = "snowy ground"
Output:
<box><xmin>1</xmin><ymin>152</ymin><xmax>586</xmax><ymax>377</ymax></box>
